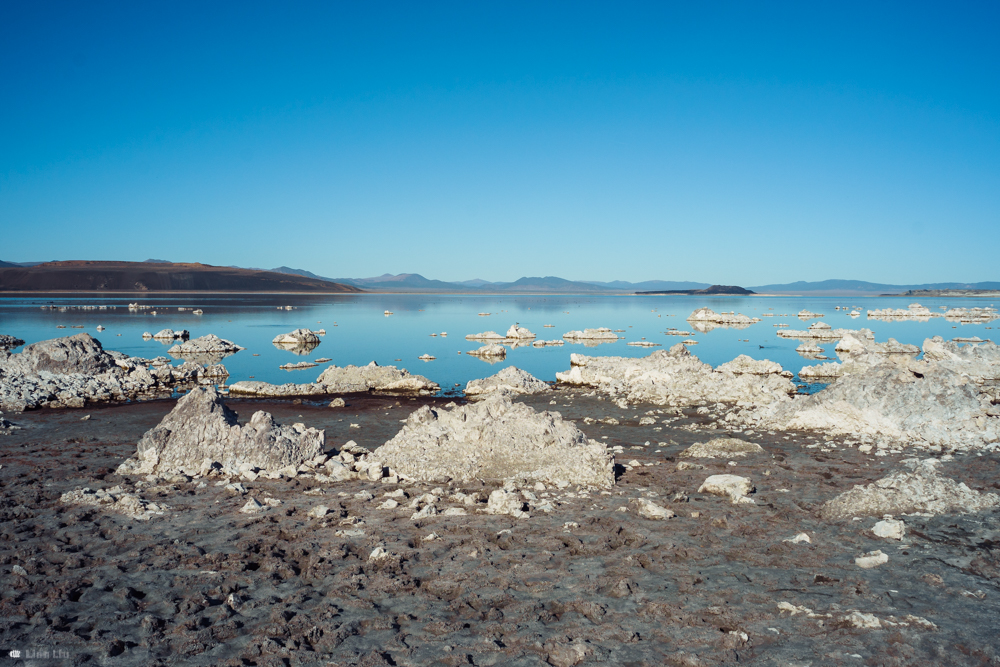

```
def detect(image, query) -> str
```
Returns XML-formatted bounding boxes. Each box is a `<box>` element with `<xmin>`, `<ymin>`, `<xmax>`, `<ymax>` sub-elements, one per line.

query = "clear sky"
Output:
<box><xmin>2</xmin><ymin>1</ymin><xmax>998</xmax><ymax>285</ymax></box>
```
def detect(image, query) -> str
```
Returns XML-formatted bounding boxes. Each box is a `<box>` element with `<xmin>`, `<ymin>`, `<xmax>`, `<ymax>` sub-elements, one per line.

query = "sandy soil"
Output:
<box><xmin>2</xmin><ymin>389</ymin><xmax>999</xmax><ymax>666</ymax></box>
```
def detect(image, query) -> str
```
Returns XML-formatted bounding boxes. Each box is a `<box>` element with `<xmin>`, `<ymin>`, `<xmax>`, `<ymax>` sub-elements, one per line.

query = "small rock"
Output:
<box><xmin>631</xmin><ymin>498</ymin><xmax>675</xmax><ymax>520</ymax></box>
<box><xmin>872</xmin><ymin>518</ymin><xmax>906</xmax><ymax>540</ymax></box>
<box><xmin>855</xmin><ymin>550</ymin><xmax>889</xmax><ymax>569</ymax></box>
<box><xmin>698</xmin><ymin>474</ymin><xmax>755</xmax><ymax>504</ymax></box>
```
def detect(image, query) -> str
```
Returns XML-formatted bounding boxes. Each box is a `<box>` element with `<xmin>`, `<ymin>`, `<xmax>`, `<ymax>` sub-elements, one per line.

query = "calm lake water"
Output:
<box><xmin>1</xmin><ymin>293</ymin><xmax>996</xmax><ymax>396</ymax></box>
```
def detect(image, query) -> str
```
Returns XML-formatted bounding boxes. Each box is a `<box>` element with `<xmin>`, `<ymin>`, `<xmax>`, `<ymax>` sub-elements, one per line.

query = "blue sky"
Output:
<box><xmin>2</xmin><ymin>1</ymin><xmax>998</xmax><ymax>284</ymax></box>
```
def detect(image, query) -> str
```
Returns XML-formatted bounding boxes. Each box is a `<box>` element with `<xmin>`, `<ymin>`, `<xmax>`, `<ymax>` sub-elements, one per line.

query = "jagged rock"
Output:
<box><xmin>60</xmin><ymin>486</ymin><xmax>168</xmax><ymax>521</ymax></box>
<box><xmin>631</xmin><ymin>498</ymin><xmax>675</xmax><ymax>519</ymax></box>
<box><xmin>555</xmin><ymin>345</ymin><xmax>794</xmax><ymax>407</ymax></box>
<box><xmin>0</xmin><ymin>334</ymin><xmax>25</xmax><ymax>351</ymax></box>
<box><xmin>717</xmin><ymin>355</ymin><xmax>789</xmax><ymax>376</ymax></box>
<box><xmin>922</xmin><ymin>336</ymin><xmax>1000</xmax><ymax>381</ymax></box>
<box><xmin>820</xmin><ymin>459</ymin><xmax>1000</xmax><ymax>520</ymax></box>
<box><xmin>467</xmin><ymin>344</ymin><xmax>507</xmax><ymax>359</ymax></box>
<box><xmin>280</xmin><ymin>361</ymin><xmax>318</xmax><ymax>370</ymax></box>
<box><xmin>2</xmin><ymin>333</ymin><xmax>116</xmax><ymax>375</ymax></box>
<box><xmin>796</xmin><ymin>342</ymin><xmax>824</xmax><ymax>355</ymax></box>
<box><xmin>465</xmin><ymin>366</ymin><xmax>550</xmax><ymax>398</ymax></box>
<box><xmin>273</xmin><ymin>329</ymin><xmax>322</xmax><ymax>345</ymax></box>
<box><xmin>375</xmin><ymin>396</ymin><xmax>615</xmax><ymax>488</ymax></box>
<box><xmin>943</xmin><ymin>307</ymin><xmax>1000</xmax><ymax>323</ymax></box>
<box><xmin>679</xmin><ymin>438</ymin><xmax>764</xmax><ymax>458</ymax></box>
<box><xmin>115</xmin><ymin>387</ymin><xmax>324</xmax><ymax>476</ymax></box>
<box><xmin>698</xmin><ymin>474</ymin><xmax>755</xmax><ymax>504</ymax></box>
<box><xmin>562</xmin><ymin>328</ymin><xmax>620</xmax><ymax>341</ymax></box>
<box><xmin>797</xmin><ymin>310</ymin><xmax>824</xmax><ymax>320</ymax></box>
<box><xmin>505</xmin><ymin>324</ymin><xmax>536</xmax><ymax>339</ymax></box>
<box><xmin>799</xmin><ymin>333</ymin><xmax>920</xmax><ymax>381</ymax></box>
<box><xmin>775</xmin><ymin>355</ymin><xmax>999</xmax><ymax>449</ymax></box>
<box><xmin>168</xmin><ymin>334</ymin><xmax>244</xmax><ymax>365</ymax></box>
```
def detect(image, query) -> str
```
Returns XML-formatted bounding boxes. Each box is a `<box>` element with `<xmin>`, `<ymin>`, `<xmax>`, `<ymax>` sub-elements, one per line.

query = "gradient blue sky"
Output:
<box><xmin>2</xmin><ymin>1</ymin><xmax>998</xmax><ymax>284</ymax></box>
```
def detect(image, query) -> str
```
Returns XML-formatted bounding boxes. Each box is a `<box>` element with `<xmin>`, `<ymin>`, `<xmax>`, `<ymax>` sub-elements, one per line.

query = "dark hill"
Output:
<box><xmin>636</xmin><ymin>284</ymin><xmax>755</xmax><ymax>295</ymax></box>
<box><xmin>0</xmin><ymin>261</ymin><xmax>362</xmax><ymax>293</ymax></box>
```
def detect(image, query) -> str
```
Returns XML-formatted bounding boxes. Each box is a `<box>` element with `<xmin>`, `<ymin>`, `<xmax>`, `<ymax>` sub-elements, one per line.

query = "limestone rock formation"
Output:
<box><xmin>562</xmin><ymin>328</ymin><xmax>620</xmax><ymax>341</ymax></box>
<box><xmin>228</xmin><ymin>361</ymin><xmax>439</xmax><ymax>397</ymax></box>
<box><xmin>168</xmin><ymin>334</ymin><xmax>244</xmax><ymax>364</ymax></box>
<box><xmin>505</xmin><ymin>324</ymin><xmax>536</xmax><ymax>339</ymax></box>
<box><xmin>465</xmin><ymin>331</ymin><xmax>505</xmax><ymax>341</ymax></box>
<box><xmin>273</xmin><ymin>328</ymin><xmax>322</xmax><ymax>345</ymax></box>
<box><xmin>686</xmin><ymin>308</ymin><xmax>759</xmax><ymax>332</ymax></box>
<box><xmin>555</xmin><ymin>345</ymin><xmax>794</xmax><ymax>407</ymax></box>
<box><xmin>467</xmin><ymin>344</ymin><xmax>507</xmax><ymax>359</ymax></box>
<box><xmin>820</xmin><ymin>459</ymin><xmax>1000</xmax><ymax>520</ymax></box>
<box><xmin>116</xmin><ymin>387</ymin><xmax>324</xmax><ymax>476</ymax></box>
<box><xmin>375</xmin><ymin>396</ymin><xmax>615</xmax><ymax>488</ymax></box>
<box><xmin>2</xmin><ymin>333</ymin><xmax>117</xmax><ymax>375</ymax></box>
<box><xmin>465</xmin><ymin>366</ymin><xmax>550</xmax><ymax>399</ymax></box>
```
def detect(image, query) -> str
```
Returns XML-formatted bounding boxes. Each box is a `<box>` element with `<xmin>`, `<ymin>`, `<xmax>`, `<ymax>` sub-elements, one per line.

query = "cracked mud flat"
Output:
<box><xmin>2</xmin><ymin>391</ymin><xmax>1000</xmax><ymax>666</ymax></box>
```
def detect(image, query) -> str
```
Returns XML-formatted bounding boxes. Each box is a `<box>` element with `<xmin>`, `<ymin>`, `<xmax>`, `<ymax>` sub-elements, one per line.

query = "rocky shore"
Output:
<box><xmin>2</xmin><ymin>330</ymin><xmax>1000</xmax><ymax>664</ymax></box>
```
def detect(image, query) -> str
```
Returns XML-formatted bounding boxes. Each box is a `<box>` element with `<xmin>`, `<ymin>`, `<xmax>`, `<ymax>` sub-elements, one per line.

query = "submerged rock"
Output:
<box><xmin>116</xmin><ymin>386</ymin><xmax>324</xmax><ymax>476</ymax></box>
<box><xmin>687</xmin><ymin>308</ymin><xmax>760</xmax><ymax>331</ymax></box>
<box><xmin>562</xmin><ymin>328</ymin><xmax>620</xmax><ymax>341</ymax></box>
<box><xmin>467</xmin><ymin>344</ymin><xmax>507</xmax><ymax>359</ymax></box>
<box><xmin>375</xmin><ymin>396</ymin><xmax>615</xmax><ymax>488</ymax></box>
<box><xmin>465</xmin><ymin>366</ymin><xmax>551</xmax><ymax>399</ymax></box>
<box><xmin>505</xmin><ymin>324</ymin><xmax>536</xmax><ymax>339</ymax></box>
<box><xmin>555</xmin><ymin>344</ymin><xmax>794</xmax><ymax>407</ymax></box>
<box><xmin>273</xmin><ymin>328</ymin><xmax>322</xmax><ymax>345</ymax></box>
<box><xmin>820</xmin><ymin>459</ymin><xmax>1000</xmax><ymax>520</ymax></box>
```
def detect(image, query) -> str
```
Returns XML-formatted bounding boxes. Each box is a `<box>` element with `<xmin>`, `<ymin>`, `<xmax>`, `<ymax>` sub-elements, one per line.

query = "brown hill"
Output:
<box><xmin>0</xmin><ymin>261</ymin><xmax>362</xmax><ymax>293</ymax></box>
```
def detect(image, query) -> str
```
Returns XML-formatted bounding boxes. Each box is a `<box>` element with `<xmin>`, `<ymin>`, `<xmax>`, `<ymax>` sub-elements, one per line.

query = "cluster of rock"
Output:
<box><xmin>555</xmin><ymin>344</ymin><xmax>794</xmax><ymax>407</ymax></box>
<box><xmin>679</xmin><ymin>437</ymin><xmax>764</xmax><ymax>459</ymax></box>
<box><xmin>734</xmin><ymin>335</ymin><xmax>1000</xmax><ymax>451</ymax></box>
<box><xmin>686</xmin><ymin>308</ymin><xmax>760</xmax><ymax>332</ymax></box>
<box><xmin>944</xmin><ymin>306</ymin><xmax>1000</xmax><ymax>323</ymax></box>
<box><xmin>228</xmin><ymin>360</ymin><xmax>439</xmax><ymax>397</ymax></box>
<box><xmin>797</xmin><ymin>333</ymin><xmax>920</xmax><ymax>381</ymax></box>
<box><xmin>60</xmin><ymin>486</ymin><xmax>168</xmax><ymax>521</ymax></box>
<box><xmin>0</xmin><ymin>333</ymin><xmax>228</xmax><ymax>412</ymax></box>
<box><xmin>465</xmin><ymin>366</ymin><xmax>551</xmax><ymax>399</ymax></box>
<box><xmin>796</xmin><ymin>310</ymin><xmax>824</xmax><ymax>320</ymax></box>
<box><xmin>168</xmin><ymin>334</ymin><xmax>245</xmax><ymax>365</ymax></box>
<box><xmin>375</xmin><ymin>396</ymin><xmax>615</xmax><ymax>488</ymax></box>
<box><xmin>116</xmin><ymin>387</ymin><xmax>325</xmax><ymax>477</ymax></box>
<box><xmin>820</xmin><ymin>459</ymin><xmax>1000</xmax><ymax>520</ymax></box>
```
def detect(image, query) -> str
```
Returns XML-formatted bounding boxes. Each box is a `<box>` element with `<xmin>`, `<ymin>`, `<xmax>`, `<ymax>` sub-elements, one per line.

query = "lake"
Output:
<box><xmin>1</xmin><ymin>293</ymin><xmax>996</xmax><ymax>396</ymax></box>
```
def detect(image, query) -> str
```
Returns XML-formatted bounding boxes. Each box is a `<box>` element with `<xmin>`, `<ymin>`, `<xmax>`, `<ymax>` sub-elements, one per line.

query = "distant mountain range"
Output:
<box><xmin>748</xmin><ymin>279</ymin><xmax>1000</xmax><ymax>295</ymax></box>
<box><xmin>270</xmin><ymin>268</ymin><xmax>714</xmax><ymax>293</ymax></box>
<box><xmin>3</xmin><ymin>260</ymin><xmax>996</xmax><ymax>295</ymax></box>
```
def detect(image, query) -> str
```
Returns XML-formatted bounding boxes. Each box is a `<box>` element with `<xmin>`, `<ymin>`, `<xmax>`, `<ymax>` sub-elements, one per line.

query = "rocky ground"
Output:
<box><xmin>2</xmin><ymin>390</ymin><xmax>1000</xmax><ymax>666</ymax></box>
